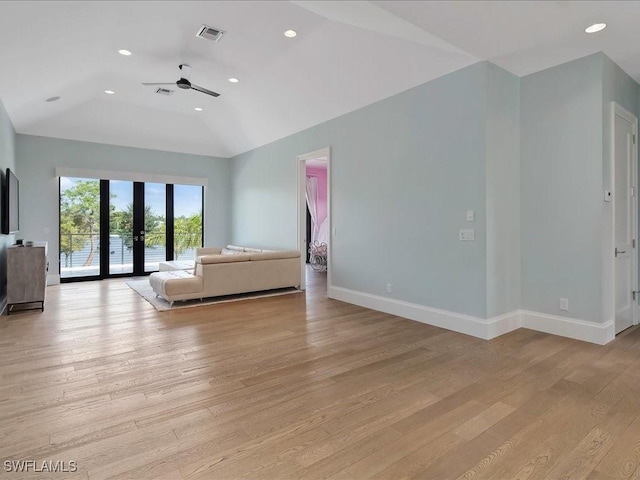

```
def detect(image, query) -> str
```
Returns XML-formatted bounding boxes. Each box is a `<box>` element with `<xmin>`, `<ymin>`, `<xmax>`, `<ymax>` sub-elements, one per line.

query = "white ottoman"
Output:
<box><xmin>149</xmin><ymin>270</ymin><xmax>203</xmax><ymax>307</ymax></box>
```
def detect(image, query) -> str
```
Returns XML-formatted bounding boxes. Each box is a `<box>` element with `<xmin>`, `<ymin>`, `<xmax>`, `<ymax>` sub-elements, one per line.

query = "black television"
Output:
<box><xmin>3</xmin><ymin>168</ymin><xmax>19</xmax><ymax>234</ymax></box>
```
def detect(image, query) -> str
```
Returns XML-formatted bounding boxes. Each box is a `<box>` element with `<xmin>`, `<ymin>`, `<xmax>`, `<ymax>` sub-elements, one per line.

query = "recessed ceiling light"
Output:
<box><xmin>228</xmin><ymin>77</ymin><xmax>239</xmax><ymax>83</ymax></box>
<box><xmin>46</xmin><ymin>96</ymin><xmax>61</xmax><ymax>102</ymax></box>
<box><xmin>194</xmin><ymin>107</ymin><xmax>203</xmax><ymax>111</ymax></box>
<box><xmin>104</xmin><ymin>90</ymin><xmax>115</xmax><ymax>95</ymax></box>
<box><xmin>585</xmin><ymin>23</ymin><xmax>606</xmax><ymax>33</ymax></box>
<box><xmin>284</xmin><ymin>29</ymin><xmax>297</xmax><ymax>38</ymax></box>
<box><xmin>118</xmin><ymin>49</ymin><xmax>132</xmax><ymax>56</ymax></box>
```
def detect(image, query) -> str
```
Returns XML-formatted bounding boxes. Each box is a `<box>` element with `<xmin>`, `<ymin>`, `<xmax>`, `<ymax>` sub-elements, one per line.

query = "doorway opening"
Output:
<box><xmin>297</xmin><ymin>147</ymin><xmax>331</xmax><ymax>292</ymax></box>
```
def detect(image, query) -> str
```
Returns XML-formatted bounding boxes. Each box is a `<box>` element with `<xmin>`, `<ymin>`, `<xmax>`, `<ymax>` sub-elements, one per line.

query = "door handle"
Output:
<box><xmin>615</xmin><ymin>247</ymin><xmax>627</xmax><ymax>257</ymax></box>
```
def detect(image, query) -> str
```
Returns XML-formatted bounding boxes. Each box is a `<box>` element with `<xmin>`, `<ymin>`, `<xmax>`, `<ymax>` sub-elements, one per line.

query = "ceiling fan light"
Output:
<box><xmin>585</xmin><ymin>23</ymin><xmax>606</xmax><ymax>33</ymax></box>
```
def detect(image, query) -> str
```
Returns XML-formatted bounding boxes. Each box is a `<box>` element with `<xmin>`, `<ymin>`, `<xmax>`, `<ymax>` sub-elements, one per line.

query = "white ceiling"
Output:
<box><xmin>0</xmin><ymin>1</ymin><xmax>638</xmax><ymax>158</ymax></box>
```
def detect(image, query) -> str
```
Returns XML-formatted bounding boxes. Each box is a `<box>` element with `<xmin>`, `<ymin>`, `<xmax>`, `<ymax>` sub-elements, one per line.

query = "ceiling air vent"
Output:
<box><xmin>155</xmin><ymin>88</ymin><xmax>174</xmax><ymax>96</ymax></box>
<box><xmin>196</xmin><ymin>24</ymin><xmax>226</xmax><ymax>42</ymax></box>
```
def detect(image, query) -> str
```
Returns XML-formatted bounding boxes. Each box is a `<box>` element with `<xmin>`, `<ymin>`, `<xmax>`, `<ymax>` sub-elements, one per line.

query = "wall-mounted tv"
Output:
<box><xmin>3</xmin><ymin>168</ymin><xmax>19</xmax><ymax>234</ymax></box>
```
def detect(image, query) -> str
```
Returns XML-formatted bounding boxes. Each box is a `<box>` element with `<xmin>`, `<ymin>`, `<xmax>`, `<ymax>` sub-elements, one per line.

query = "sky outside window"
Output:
<box><xmin>61</xmin><ymin>178</ymin><xmax>202</xmax><ymax>217</ymax></box>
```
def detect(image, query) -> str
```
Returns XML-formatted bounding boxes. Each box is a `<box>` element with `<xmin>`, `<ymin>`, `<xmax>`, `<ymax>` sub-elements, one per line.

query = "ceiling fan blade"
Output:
<box><xmin>141</xmin><ymin>82</ymin><xmax>176</xmax><ymax>86</ymax></box>
<box><xmin>190</xmin><ymin>83</ymin><xmax>220</xmax><ymax>97</ymax></box>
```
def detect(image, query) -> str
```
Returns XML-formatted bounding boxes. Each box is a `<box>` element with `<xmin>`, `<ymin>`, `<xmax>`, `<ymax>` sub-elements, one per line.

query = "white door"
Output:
<box><xmin>614</xmin><ymin>108</ymin><xmax>637</xmax><ymax>334</ymax></box>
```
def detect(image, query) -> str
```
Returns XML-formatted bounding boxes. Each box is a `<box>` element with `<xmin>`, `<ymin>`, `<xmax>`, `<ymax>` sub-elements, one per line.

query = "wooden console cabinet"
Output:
<box><xmin>7</xmin><ymin>241</ymin><xmax>48</xmax><ymax>314</ymax></box>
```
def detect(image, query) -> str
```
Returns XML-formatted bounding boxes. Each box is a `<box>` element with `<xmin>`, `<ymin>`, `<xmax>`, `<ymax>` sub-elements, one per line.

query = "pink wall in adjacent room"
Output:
<box><xmin>306</xmin><ymin>163</ymin><xmax>327</xmax><ymax>239</ymax></box>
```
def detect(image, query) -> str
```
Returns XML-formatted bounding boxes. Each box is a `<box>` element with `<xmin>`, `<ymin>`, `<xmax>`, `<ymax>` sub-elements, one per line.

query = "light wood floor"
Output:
<box><xmin>2</xmin><ymin>269</ymin><xmax>640</xmax><ymax>479</ymax></box>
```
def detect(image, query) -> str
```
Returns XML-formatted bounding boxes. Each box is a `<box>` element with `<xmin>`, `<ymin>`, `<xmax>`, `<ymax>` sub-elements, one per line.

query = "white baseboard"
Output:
<box><xmin>329</xmin><ymin>286</ymin><xmax>518</xmax><ymax>340</ymax></box>
<box><xmin>328</xmin><ymin>286</ymin><xmax>614</xmax><ymax>345</ymax></box>
<box><xmin>486</xmin><ymin>310</ymin><xmax>521</xmax><ymax>339</ymax></box>
<box><xmin>47</xmin><ymin>274</ymin><xmax>60</xmax><ymax>286</ymax></box>
<box><xmin>520</xmin><ymin>310</ymin><xmax>614</xmax><ymax>346</ymax></box>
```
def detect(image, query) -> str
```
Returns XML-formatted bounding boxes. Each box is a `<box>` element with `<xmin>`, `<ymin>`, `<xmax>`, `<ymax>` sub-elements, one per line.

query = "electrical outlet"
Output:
<box><xmin>459</xmin><ymin>229</ymin><xmax>475</xmax><ymax>241</ymax></box>
<box><xmin>386</xmin><ymin>283</ymin><xmax>392</xmax><ymax>294</ymax></box>
<box><xmin>560</xmin><ymin>298</ymin><xmax>569</xmax><ymax>311</ymax></box>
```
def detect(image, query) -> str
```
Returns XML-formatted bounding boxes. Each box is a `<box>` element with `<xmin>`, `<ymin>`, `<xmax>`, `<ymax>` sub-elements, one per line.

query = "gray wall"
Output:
<box><xmin>232</xmin><ymin>63</ymin><xmax>490</xmax><ymax>318</ymax></box>
<box><xmin>486</xmin><ymin>64</ymin><xmax>521</xmax><ymax>318</ymax></box>
<box><xmin>520</xmin><ymin>53</ymin><xmax>604</xmax><ymax>322</ymax></box>
<box><xmin>0</xmin><ymin>100</ymin><xmax>16</xmax><ymax>310</ymax></box>
<box><xmin>15</xmin><ymin>135</ymin><xmax>231</xmax><ymax>279</ymax></box>
<box><xmin>233</xmin><ymin>53</ymin><xmax>640</xmax><ymax>325</ymax></box>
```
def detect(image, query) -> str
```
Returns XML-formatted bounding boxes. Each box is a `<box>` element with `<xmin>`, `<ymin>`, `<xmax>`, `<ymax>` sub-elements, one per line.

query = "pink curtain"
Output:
<box><xmin>305</xmin><ymin>176</ymin><xmax>318</xmax><ymax>244</ymax></box>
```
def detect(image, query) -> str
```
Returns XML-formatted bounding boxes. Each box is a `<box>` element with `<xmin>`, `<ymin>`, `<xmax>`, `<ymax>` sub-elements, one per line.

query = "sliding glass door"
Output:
<box><xmin>60</xmin><ymin>177</ymin><xmax>102</xmax><ymax>279</ymax></box>
<box><xmin>144</xmin><ymin>183</ymin><xmax>167</xmax><ymax>273</ymax></box>
<box><xmin>108</xmin><ymin>180</ymin><xmax>134</xmax><ymax>275</ymax></box>
<box><xmin>60</xmin><ymin>177</ymin><xmax>203</xmax><ymax>281</ymax></box>
<box><xmin>174</xmin><ymin>184</ymin><xmax>204</xmax><ymax>262</ymax></box>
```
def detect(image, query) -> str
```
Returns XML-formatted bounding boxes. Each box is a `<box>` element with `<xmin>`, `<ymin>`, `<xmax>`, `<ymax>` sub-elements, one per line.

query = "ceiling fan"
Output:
<box><xmin>142</xmin><ymin>64</ymin><xmax>220</xmax><ymax>98</ymax></box>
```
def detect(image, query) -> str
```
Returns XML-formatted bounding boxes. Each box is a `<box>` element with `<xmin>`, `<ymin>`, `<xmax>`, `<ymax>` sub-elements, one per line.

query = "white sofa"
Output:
<box><xmin>149</xmin><ymin>245</ymin><xmax>301</xmax><ymax>306</ymax></box>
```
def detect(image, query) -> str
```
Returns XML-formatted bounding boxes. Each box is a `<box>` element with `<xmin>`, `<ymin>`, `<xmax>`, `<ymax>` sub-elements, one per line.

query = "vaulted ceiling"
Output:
<box><xmin>1</xmin><ymin>1</ymin><xmax>638</xmax><ymax>158</ymax></box>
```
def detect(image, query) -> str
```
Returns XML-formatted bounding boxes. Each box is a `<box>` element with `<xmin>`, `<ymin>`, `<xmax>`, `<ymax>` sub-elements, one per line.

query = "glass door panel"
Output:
<box><xmin>59</xmin><ymin>177</ymin><xmax>101</xmax><ymax>279</ymax></box>
<box><xmin>144</xmin><ymin>183</ymin><xmax>166</xmax><ymax>272</ymax></box>
<box><xmin>173</xmin><ymin>185</ymin><xmax>203</xmax><ymax>261</ymax></box>
<box><xmin>108</xmin><ymin>180</ymin><xmax>134</xmax><ymax>275</ymax></box>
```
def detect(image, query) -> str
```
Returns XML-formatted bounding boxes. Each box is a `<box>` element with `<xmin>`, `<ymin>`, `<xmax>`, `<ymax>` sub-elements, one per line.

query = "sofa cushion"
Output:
<box><xmin>221</xmin><ymin>247</ymin><xmax>242</xmax><ymax>255</ymax></box>
<box><xmin>226</xmin><ymin>244</ymin><xmax>276</xmax><ymax>253</ymax></box>
<box><xmin>198</xmin><ymin>253</ymin><xmax>252</xmax><ymax>264</ymax></box>
<box><xmin>249</xmin><ymin>250</ymin><xmax>301</xmax><ymax>261</ymax></box>
<box><xmin>195</xmin><ymin>247</ymin><xmax>222</xmax><ymax>257</ymax></box>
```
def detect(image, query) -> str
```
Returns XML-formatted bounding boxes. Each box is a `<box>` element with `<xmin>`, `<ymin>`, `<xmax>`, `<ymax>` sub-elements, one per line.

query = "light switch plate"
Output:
<box><xmin>466</xmin><ymin>210</ymin><xmax>475</xmax><ymax>222</ymax></box>
<box><xmin>459</xmin><ymin>229</ymin><xmax>475</xmax><ymax>241</ymax></box>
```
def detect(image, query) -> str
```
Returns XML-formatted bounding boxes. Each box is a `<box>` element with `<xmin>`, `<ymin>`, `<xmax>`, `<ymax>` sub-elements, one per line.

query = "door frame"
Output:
<box><xmin>297</xmin><ymin>146</ymin><xmax>331</xmax><ymax>291</ymax></box>
<box><xmin>132</xmin><ymin>181</ymin><xmax>146</xmax><ymax>275</ymax></box>
<box><xmin>610</xmin><ymin>101</ymin><xmax>639</xmax><ymax>331</ymax></box>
